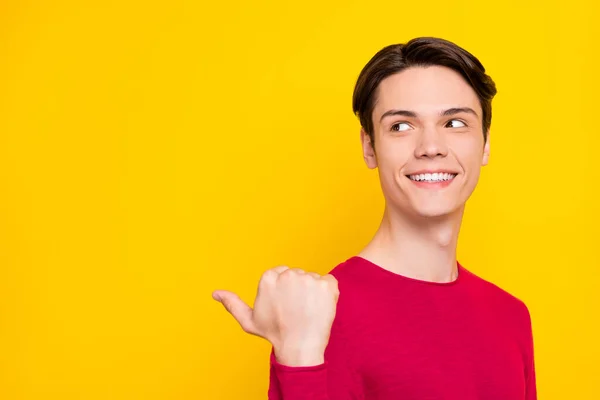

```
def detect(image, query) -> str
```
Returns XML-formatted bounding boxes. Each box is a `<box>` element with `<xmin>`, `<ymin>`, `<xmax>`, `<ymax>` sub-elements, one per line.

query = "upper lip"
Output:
<box><xmin>406</xmin><ymin>170</ymin><xmax>459</xmax><ymax>176</ymax></box>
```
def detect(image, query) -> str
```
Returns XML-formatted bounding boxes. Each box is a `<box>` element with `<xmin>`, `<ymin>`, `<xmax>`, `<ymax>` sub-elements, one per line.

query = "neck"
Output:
<box><xmin>359</xmin><ymin>205</ymin><xmax>464</xmax><ymax>283</ymax></box>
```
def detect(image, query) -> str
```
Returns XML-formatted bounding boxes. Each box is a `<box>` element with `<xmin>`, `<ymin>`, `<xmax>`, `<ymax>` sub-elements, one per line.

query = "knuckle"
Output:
<box><xmin>260</xmin><ymin>266</ymin><xmax>287</xmax><ymax>286</ymax></box>
<box><xmin>260</xmin><ymin>269</ymin><xmax>277</xmax><ymax>283</ymax></box>
<box><xmin>330</xmin><ymin>278</ymin><xmax>339</xmax><ymax>290</ymax></box>
<box><xmin>273</xmin><ymin>265</ymin><xmax>290</xmax><ymax>274</ymax></box>
<box><xmin>278</xmin><ymin>268</ymin><xmax>293</xmax><ymax>278</ymax></box>
<box><xmin>323</xmin><ymin>275</ymin><xmax>339</xmax><ymax>292</ymax></box>
<box><xmin>276</xmin><ymin>270</ymin><xmax>294</xmax><ymax>284</ymax></box>
<box><xmin>290</xmin><ymin>267</ymin><xmax>307</xmax><ymax>275</ymax></box>
<box><xmin>317</xmin><ymin>278</ymin><xmax>330</xmax><ymax>289</ymax></box>
<box><xmin>280</xmin><ymin>267</ymin><xmax>302</xmax><ymax>279</ymax></box>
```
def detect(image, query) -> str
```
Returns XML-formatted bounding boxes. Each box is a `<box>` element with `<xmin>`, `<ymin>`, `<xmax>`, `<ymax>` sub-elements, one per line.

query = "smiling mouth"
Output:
<box><xmin>407</xmin><ymin>172</ymin><xmax>458</xmax><ymax>183</ymax></box>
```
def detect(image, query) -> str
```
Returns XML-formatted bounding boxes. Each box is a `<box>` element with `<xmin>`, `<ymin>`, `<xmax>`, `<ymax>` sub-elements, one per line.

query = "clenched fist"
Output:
<box><xmin>212</xmin><ymin>266</ymin><xmax>339</xmax><ymax>366</ymax></box>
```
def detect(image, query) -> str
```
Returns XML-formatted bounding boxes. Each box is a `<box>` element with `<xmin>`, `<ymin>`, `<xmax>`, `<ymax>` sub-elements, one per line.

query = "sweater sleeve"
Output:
<box><xmin>267</xmin><ymin>344</ymin><xmax>363</xmax><ymax>400</ymax></box>
<box><xmin>268</xmin><ymin>351</ymin><xmax>329</xmax><ymax>400</ymax></box>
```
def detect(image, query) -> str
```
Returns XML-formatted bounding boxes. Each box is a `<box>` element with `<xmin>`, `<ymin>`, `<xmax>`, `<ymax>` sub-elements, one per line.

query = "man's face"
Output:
<box><xmin>362</xmin><ymin>66</ymin><xmax>490</xmax><ymax>219</ymax></box>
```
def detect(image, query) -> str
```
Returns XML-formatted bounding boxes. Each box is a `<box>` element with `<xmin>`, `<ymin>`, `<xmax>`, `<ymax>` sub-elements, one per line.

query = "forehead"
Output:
<box><xmin>373</xmin><ymin>66</ymin><xmax>481</xmax><ymax>118</ymax></box>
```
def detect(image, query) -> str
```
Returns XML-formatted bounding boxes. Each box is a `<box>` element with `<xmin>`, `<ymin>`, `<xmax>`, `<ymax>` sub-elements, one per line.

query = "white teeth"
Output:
<box><xmin>408</xmin><ymin>173</ymin><xmax>456</xmax><ymax>182</ymax></box>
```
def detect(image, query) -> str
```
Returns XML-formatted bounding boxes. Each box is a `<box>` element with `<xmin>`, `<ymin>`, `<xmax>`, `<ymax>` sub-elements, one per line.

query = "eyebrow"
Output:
<box><xmin>379</xmin><ymin>107</ymin><xmax>479</xmax><ymax>122</ymax></box>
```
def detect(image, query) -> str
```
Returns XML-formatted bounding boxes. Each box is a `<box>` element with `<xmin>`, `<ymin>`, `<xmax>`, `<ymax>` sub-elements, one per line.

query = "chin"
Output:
<box><xmin>412</xmin><ymin>209</ymin><xmax>454</xmax><ymax>219</ymax></box>
<box><xmin>408</xmin><ymin>202</ymin><xmax>462</xmax><ymax>219</ymax></box>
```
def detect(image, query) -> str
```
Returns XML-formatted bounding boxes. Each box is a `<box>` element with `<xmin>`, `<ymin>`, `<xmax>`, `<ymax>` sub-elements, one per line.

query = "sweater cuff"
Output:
<box><xmin>270</xmin><ymin>352</ymin><xmax>329</xmax><ymax>399</ymax></box>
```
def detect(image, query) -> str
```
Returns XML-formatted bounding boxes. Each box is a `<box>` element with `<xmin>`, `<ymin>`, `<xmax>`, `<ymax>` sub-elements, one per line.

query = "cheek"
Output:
<box><xmin>453</xmin><ymin>141</ymin><xmax>485</xmax><ymax>189</ymax></box>
<box><xmin>451</xmin><ymin>136</ymin><xmax>484</xmax><ymax>168</ymax></box>
<box><xmin>375</xmin><ymin>138</ymin><xmax>413</xmax><ymax>169</ymax></box>
<box><xmin>374</xmin><ymin>140</ymin><xmax>412</xmax><ymax>191</ymax></box>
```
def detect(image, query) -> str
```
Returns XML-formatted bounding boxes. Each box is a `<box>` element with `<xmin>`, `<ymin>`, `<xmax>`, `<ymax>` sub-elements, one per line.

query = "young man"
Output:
<box><xmin>212</xmin><ymin>37</ymin><xmax>537</xmax><ymax>399</ymax></box>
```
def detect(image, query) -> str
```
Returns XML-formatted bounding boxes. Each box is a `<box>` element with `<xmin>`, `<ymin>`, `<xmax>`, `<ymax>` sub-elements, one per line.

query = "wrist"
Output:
<box><xmin>273</xmin><ymin>341</ymin><xmax>325</xmax><ymax>367</ymax></box>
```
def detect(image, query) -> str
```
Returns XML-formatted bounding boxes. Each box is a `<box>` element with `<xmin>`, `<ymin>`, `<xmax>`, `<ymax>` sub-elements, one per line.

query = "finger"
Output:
<box><xmin>320</xmin><ymin>274</ymin><xmax>339</xmax><ymax>293</ymax></box>
<box><xmin>307</xmin><ymin>272</ymin><xmax>321</xmax><ymax>279</ymax></box>
<box><xmin>289</xmin><ymin>268</ymin><xmax>306</xmax><ymax>274</ymax></box>
<box><xmin>320</xmin><ymin>274</ymin><xmax>337</xmax><ymax>283</ymax></box>
<box><xmin>278</xmin><ymin>267</ymin><xmax>307</xmax><ymax>281</ymax></box>
<box><xmin>212</xmin><ymin>290</ymin><xmax>258</xmax><ymax>335</ymax></box>
<box><xmin>259</xmin><ymin>266</ymin><xmax>290</xmax><ymax>287</ymax></box>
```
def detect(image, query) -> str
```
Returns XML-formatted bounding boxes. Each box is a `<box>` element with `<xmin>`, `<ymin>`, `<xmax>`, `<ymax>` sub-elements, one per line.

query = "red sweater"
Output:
<box><xmin>268</xmin><ymin>256</ymin><xmax>537</xmax><ymax>399</ymax></box>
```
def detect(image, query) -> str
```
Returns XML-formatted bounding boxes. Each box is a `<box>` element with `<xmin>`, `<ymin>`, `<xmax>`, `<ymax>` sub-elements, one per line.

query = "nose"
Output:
<box><xmin>414</xmin><ymin>125</ymin><xmax>448</xmax><ymax>159</ymax></box>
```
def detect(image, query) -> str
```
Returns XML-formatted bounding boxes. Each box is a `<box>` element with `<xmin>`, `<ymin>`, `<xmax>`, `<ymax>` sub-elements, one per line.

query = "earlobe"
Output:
<box><xmin>361</xmin><ymin>128</ymin><xmax>377</xmax><ymax>169</ymax></box>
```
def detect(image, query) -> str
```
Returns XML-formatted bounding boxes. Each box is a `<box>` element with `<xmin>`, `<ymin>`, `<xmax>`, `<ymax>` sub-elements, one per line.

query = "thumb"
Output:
<box><xmin>212</xmin><ymin>290</ymin><xmax>258</xmax><ymax>335</ymax></box>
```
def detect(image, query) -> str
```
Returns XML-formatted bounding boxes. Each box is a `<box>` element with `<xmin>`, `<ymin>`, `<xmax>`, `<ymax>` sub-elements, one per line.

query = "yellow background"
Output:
<box><xmin>0</xmin><ymin>0</ymin><xmax>598</xmax><ymax>399</ymax></box>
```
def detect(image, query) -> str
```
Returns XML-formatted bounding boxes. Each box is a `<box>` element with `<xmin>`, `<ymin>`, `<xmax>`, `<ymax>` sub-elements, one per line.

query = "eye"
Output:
<box><xmin>446</xmin><ymin>119</ymin><xmax>467</xmax><ymax>128</ymax></box>
<box><xmin>391</xmin><ymin>122</ymin><xmax>412</xmax><ymax>132</ymax></box>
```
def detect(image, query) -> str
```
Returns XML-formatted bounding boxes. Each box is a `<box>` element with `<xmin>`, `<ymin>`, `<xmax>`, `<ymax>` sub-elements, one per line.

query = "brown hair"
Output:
<box><xmin>352</xmin><ymin>37</ymin><xmax>497</xmax><ymax>144</ymax></box>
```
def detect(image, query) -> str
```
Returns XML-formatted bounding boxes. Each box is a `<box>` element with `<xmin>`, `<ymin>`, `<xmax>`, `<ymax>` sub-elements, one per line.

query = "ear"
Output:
<box><xmin>482</xmin><ymin>130</ymin><xmax>491</xmax><ymax>166</ymax></box>
<box><xmin>361</xmin><ymin>128</ymin><xmax>377</xmax><ymax>169</ymax></box>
